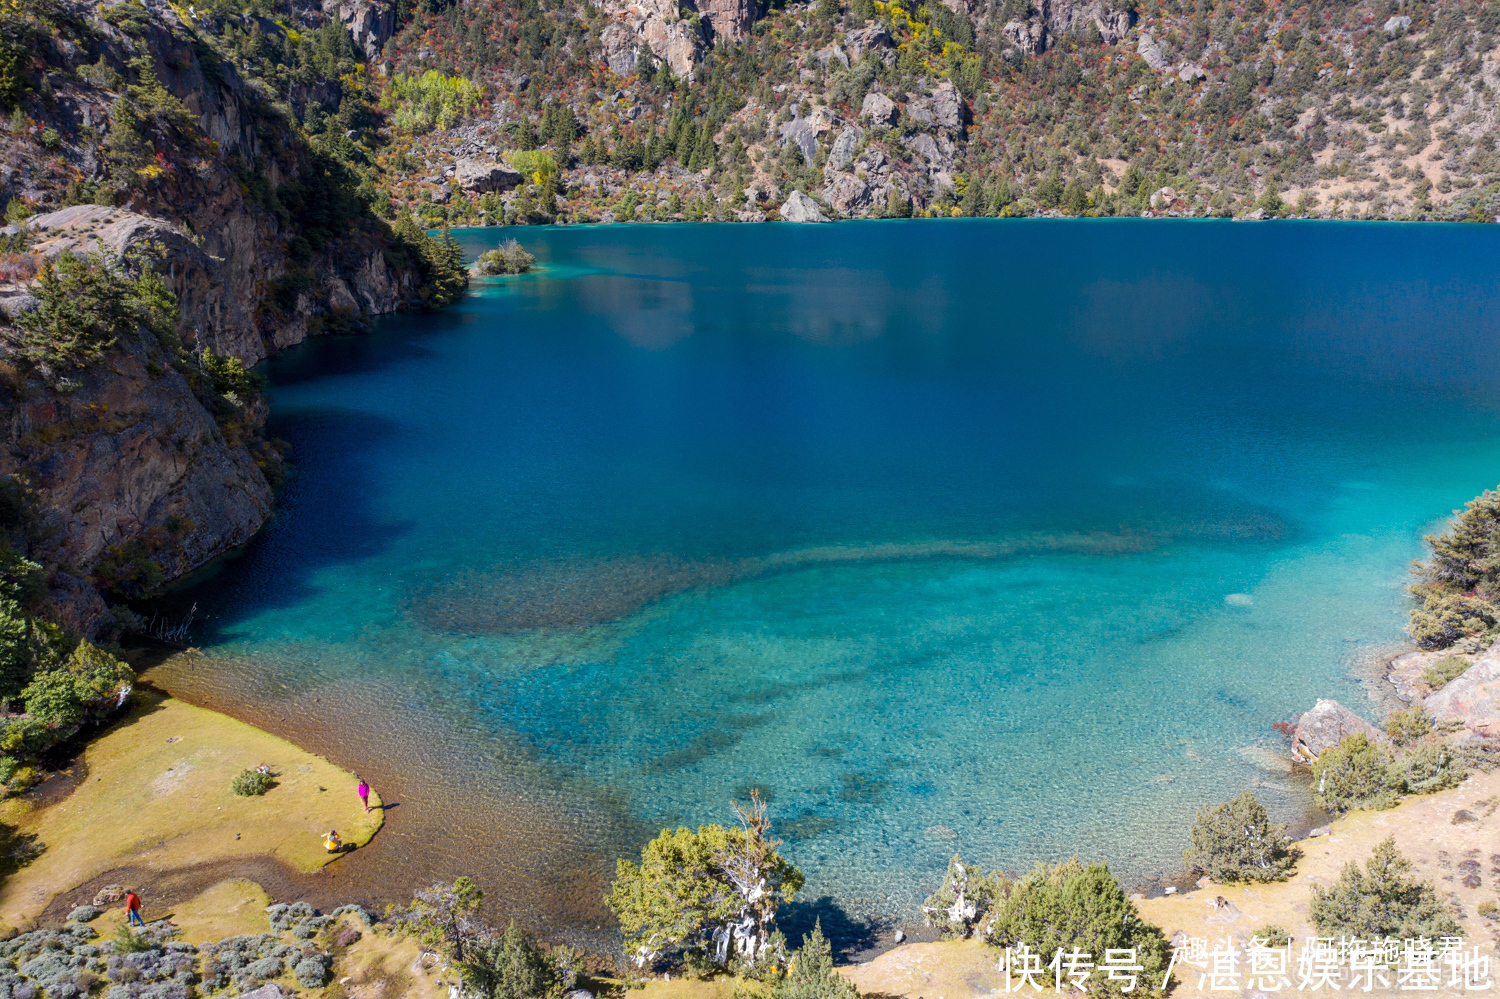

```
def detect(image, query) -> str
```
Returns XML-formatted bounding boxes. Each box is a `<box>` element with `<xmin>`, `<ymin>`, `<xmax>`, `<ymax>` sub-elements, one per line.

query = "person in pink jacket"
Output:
<box><xmin>357</xmin><ymin>780</ymin><xmax>370</xmax><ymax>813</ymax></box>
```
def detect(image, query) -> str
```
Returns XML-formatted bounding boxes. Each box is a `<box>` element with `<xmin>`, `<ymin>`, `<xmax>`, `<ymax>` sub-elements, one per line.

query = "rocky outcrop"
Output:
<box><xmin>779</xmin><ymin>191</ymin><xmax>828</xmax><ymax>222</ymax></box>
<box><xmin>322</xmin><ymin>0</ymin><xmax>395</xmax><ymax>60</ymax></box>
<box><xmin>696</xmin><ymin>0</ymin><xmax>756</xmax><ymax>42</ymax></box>
<box><xmin>907</xmin><ymin>79</ymin><xmax>968</xmax><ymax>133</ymax></box>
<box><xmin>845</xmin><ymin>23</ymin><xmax>894</xmax><ymax>59</ymax></box>
<box><xmin>827</xmin><ymin>126</ymin><xmax>862</xmax><ymax>172</ymax></box>
<box><xmin>454</xmin><ymin>159</ymin><xmax>525</xmax><ymax>193</ymax></box>
<box><xmin>1424</xmin><ymin>654</ymin><xmax>1500</xmax><ymax>736</ymax></box>
<box><xmin>860</xmin><ymin>91</ymin><xmax>899</xmax><ymax>125</ymax></box>
<box><xmin>1136</xmin><ymin>30</ymin><xmax>1168</xmax><ymax>70</ymax></box>
<box><xmin>1291</xmin><ymin>699</ymin><xmax>1387</xmax><ymax>762</ymax></box>
<box><xmin>779</xmin><ymin>106</ymin><xmax>838</xmax><ymax>165</ymax></box>
<box><xmin>600</xmin><ymin>0</ymin><xmax>706</xmax><ymax>79</ymax></box>
<box><xmin>999</xmin><ymin>0</ymin><xmax>1133</xmax><ymax>54</ymax></box>
<box><xmin>824</xmin><ymin>173</ymin><xmax>872</xmax><ymax>216</ymax></box>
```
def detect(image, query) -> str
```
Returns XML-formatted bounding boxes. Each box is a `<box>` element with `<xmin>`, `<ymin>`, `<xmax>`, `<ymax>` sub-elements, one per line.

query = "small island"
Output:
<box><xmin>472</xmin><ymin>240</ymin><xmax>536</xmax><ymax>276</ymax></box>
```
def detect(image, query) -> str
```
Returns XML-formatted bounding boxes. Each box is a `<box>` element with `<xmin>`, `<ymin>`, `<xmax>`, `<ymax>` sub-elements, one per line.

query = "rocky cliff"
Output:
<box><xmin>0</xmin><ymin>0</ymin><xmax>430</xmax><ymax>633</ymax></box>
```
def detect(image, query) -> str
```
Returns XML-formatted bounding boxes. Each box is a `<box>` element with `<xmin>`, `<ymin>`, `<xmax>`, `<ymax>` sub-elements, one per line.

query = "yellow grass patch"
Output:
<box><xmin>0</xmin><ymin>690</ymin><xmax>382</xmax><ymax>928</ymax></box>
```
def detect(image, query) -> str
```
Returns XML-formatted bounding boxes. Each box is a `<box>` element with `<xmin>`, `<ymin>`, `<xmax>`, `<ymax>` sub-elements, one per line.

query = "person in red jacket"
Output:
<box><xmin>124</xmin><ymin>890</ymin><xmax>144</xmax><ymax>928</ymax></box>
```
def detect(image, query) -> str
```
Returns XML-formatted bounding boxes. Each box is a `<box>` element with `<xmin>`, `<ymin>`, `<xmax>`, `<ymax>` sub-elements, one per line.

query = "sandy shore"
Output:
<box><xmin>0</xmin><ymin>688</ymin><xmax>383</xmax><ymax>932</ymax></box>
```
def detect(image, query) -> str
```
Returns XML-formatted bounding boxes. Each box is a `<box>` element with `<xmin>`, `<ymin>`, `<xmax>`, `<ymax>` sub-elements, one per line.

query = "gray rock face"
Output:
<box><xmin>828</xmin><ymin>126</ymin><xmax>862</xmax><ymax>172</ymax></box>
<box><xmin>1046</xmin><ymin>0</ymin><xmax>1134</xmax><ymax>44</ymax></box>
<box><xmin>825</xmin><ymin>173</ymin><xmax>871</xmax><ymax>216</ymax></box>
<box><xmin>1383</xmin><ymin>14</ymin><xmax>1411</xmax><ymax>31</ymax></box>
<box><xmin>907</xmin><ymin>79</ymin><xmax>967</xmax><ymax>132</ymax></box>
<box><xmin>860</xmin><ymin>91</ymin><xmax>898</xmax><ymax>125</ymax></box>
<box><xmin>779</xmin><ymin>190</ymin><xmax>828</xmax><ymax>223</ymax></box>
<box><xmin>845</xmin><ymin>23</ymin><xmax>894</xmax><ymax>58</ymax></box>
<box><xmin>454</xmin><ymin>158</ymin><xmax>524</xmax><ymax>193</ymax></box>
<box><xmin>1136</xmin><ymin>31</ymin><xmax>1167</xmax><ymax>70</ymax></box>
<box><xmin>1291</xmin><ymin>699</ymin><xmax>1386</xmax><ymax>762</ymax></box>
<box><xmin>1423</xmin><ymin>652</ymin><xmax>1500</xmax><ymax>736</ymax></box>
<box><xmin>779</xmin><ymin>107</ymin><xmax>835</xmax><ymax>165</ymax></box>
<box><xmin>321</xmin><ymin>0</ymin><xmax>394</xmax><ymax>60</ymax></box>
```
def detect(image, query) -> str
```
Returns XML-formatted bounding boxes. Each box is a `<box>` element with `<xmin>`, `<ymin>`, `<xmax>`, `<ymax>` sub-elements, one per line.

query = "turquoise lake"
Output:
<box><xmin>153</xmin><ymin>219</ymin><xmax>1500</xmax><ymax>945</ymax></box>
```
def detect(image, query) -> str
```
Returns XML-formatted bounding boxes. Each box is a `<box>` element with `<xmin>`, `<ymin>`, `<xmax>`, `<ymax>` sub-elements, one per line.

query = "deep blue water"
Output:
<box><xmin>155</xmin><ymin>219</ymin><xmax>1500</xmax><ymax>934</ymax></box>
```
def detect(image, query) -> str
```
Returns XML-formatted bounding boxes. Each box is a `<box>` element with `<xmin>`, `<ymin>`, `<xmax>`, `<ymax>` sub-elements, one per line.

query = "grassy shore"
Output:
<box><xmin>0</xmin><ymin>688</ymin><xmax>382</xmax><ymax>932</ymax></box>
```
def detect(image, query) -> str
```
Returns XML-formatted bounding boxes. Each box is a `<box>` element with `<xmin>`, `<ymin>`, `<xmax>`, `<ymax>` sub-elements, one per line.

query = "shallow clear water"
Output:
<box><xmin>153</xmin><ymin>219</ymin><xmax>1500</xmax><ymax>940</ymax></box>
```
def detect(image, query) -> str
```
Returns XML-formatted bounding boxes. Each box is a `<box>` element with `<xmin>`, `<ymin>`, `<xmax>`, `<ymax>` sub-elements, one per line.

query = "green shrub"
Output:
<box><xmin>984</xmin><ymin>859</ymin><xmax>1169</xmax><ymax>997</ymax></box>
<box><xmin>921</xmin><ymin>855</ymin><xmax>1009</xmax><ymax>938</ymax></box>
<box><xmin>1423</xmin><ymin>655</ymin><xmax>1471</xmax><ymax>690</ymax></box>
<box><xmin>1385</xmin><ymin>706</ymin><xmax>1434</xmax><ymax>746</ymax></box>
<box><xmin>773</xmin><ymin>921</ymin><xmax>859</xmax><ymax>999</ymax></box>
<box><xmin>1398</xmin><ymin>739</ymin><xmax>1467</xmax><ymax>794</ymax></box>
<box><xmin>1251</xmin><ymin>924</ymin><xmax>1290</xmax><ymax>947</ymax></box>
<box><xmin>1311</xmin><ymin>733</ymin><xmax>1400</xmax><ymax>813</ymax></box>
<box><xmin>474</xmin><ymin>240</ymin><xmax>535</xmax><ymax>276</ymax></box>
<box><xmin>1479</xmin><ymin>901</ymin><xmax>1498</xmax><ymax>919</ymax></box>
<box><xmin>231</xmin><ymin>768</ymin><xmax>275</xmax><ymax>796</ymax></box>
<box><xmin>1310</xmin><ymin>836</ymin><xmax>1460</xmax><ymax>939</ymax></box>
<box><xmin>1182</xmin><ymin>792</ymin><xmax>1298</xmax><ymax>883</ymax></box>
<box><xmin>457</xmin><ymin>921</ymin><xmax>554</xmax><ymax>999</ymax></box>
<box><xmin>113</xmin><ymin>926</ymin><xmax>152</xmax><ymax>954</ymax></box>
<box><xmin>19</xmin><ymin>642</ymin><xmax>134</xmax><ymax>729</ymax></box>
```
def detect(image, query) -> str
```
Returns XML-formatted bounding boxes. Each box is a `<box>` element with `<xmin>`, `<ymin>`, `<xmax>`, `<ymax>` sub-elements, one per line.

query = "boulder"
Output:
<box><xmin>454</xmin><ymin>159</ymin><xmax>523</xmax><ymax>193</ymax></box>
<box><xmin>1383</xmin><ymin>14</ymin><xmax>1411</xmax><ymax>31</ymax></box>
<box><xmin>860</xmin><ymin>91</ymin><xmax>898</xmax><ymax>125</ymax></box>
<box><xmin>845</xmin><ymin>23</ymin><xmax>894</xmax><ymax>58</ymax></box>
<box><xmin>239</xmin><ymin>985</ymin><xmax>286</xmax><ymax>999</ymax></box>
<box><xmin>1291</xmin><ymin>699</ymin><xmax>1386</xmax><ymax>762</ymax></box>
<box><xmin>827</xmin><ymin>126</ymin><xmax>862</xmax><ymax>172</ymax></box>
<box><xmin>779</xmin><ymin>191</ymin><xmax>828</xmax><ymax>223</ymax></box>
<box><xmin>825</xmin><ymin>173</ymin><xmax>871</xmax><ymax>215</ymax></box>
<box><xmin>1422</xmin><ymin>652</ymin><xmax>1500</xmax><ymax>736</ymax></box>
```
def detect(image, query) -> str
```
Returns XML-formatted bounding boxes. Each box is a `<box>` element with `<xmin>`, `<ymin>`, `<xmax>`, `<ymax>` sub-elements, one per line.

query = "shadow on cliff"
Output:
<box><xmin>154</xmin><ymin>405</ymin><xmax>413</xmax><ymax>634</ymax></box>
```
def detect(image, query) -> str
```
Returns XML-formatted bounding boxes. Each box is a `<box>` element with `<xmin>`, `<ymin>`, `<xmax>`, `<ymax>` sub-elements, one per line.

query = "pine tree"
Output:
<box><xmin>774</xmin><ymin>921</ymin><xmax>859</xmax><ymax>999</ymax></box>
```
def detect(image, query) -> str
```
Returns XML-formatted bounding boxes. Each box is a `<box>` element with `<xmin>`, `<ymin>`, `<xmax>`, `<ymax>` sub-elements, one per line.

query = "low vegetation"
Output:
<box><xmin>1423</xmin><ymin>654</ymin><xmax>1472</xmax><ymax>689</ymax></box>
<box><xmin>1312</xmin><ymin>728</ymin><xmax>1469</xmax><ymax>813</ymax></box>
<box><xmin>770</xmin><ymin>922</ymin><xmax>859</xmax><ymax>999</ymax></box>
<box><xmin>1310</xmin><ymin>836</ymin><xmax>1461</xmax><ymax>939</ymax></box>
<box><xmin>1182</xmin><ymin>792</ymin><xmax>1298</xmax><ymax>883</ymax></box>
<box><xmin>231</xmin><ymin>769</ymin><xmax>276</xmax><ymax>796</ymax></box>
